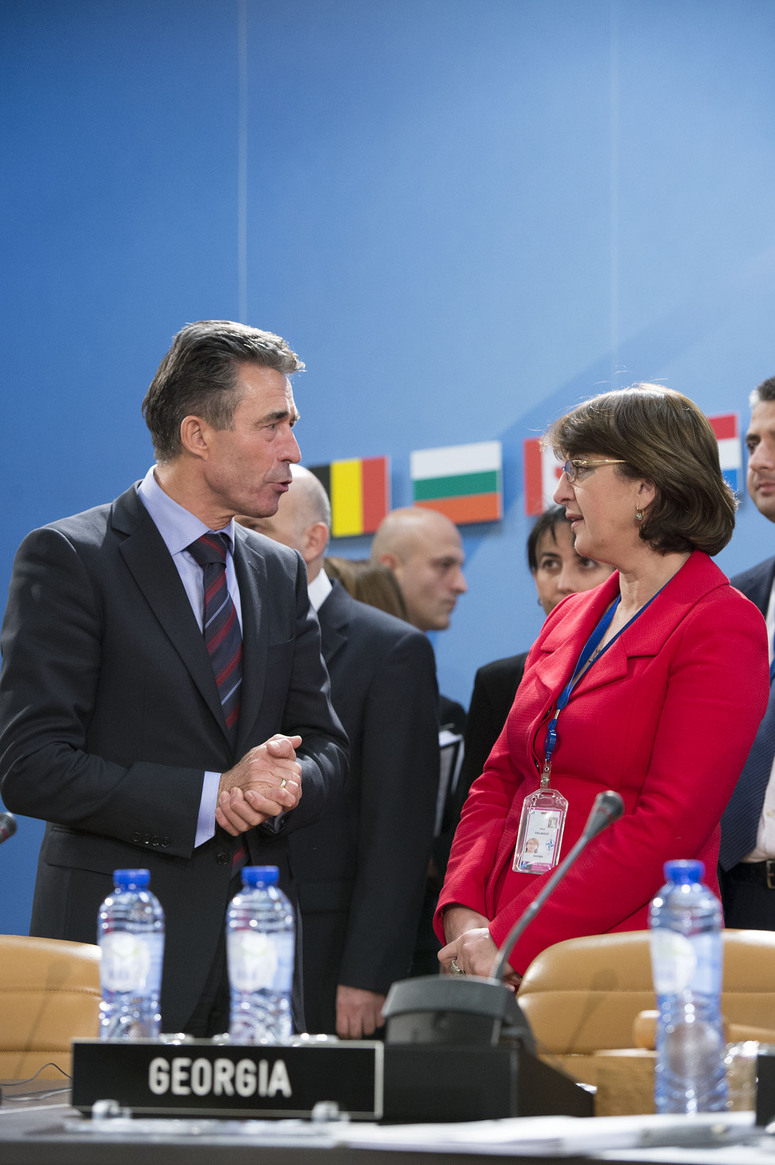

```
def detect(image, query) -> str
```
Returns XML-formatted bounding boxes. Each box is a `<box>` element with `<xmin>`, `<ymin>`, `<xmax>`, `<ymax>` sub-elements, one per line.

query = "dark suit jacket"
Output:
<box><xmin>439</xmin><ymin>693</ymin><xmax>466</xmax><ymax>735</ymax></box>
<box><xmin>289</xmin><ymin>581</ymin><xmax>439</xmax><ymax>1033</ymax></box>
<box><xmin>0</xmin><ymin>484</ymin><xmax>347</xmax><ymax>1032</ymax></box>
<box><xmin>732</xmin><ymin>557</ymin><xmax>775</xmax><ymax>617</ymax></box>
<box><xmin>718</xmin><ymin>556</ymin><xmax>775</xmax><ymax>910</ymax></box>
<box><xmin>455</xmin><ymin>652</ymin><xmax>529</xmax><ymax>820</ymax></box>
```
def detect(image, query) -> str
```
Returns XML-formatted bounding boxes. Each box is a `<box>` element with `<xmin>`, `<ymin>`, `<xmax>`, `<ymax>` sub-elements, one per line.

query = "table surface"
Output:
<box><xmin>0</xmin><ymin>1083</ymin><xmax>771</xmax><ymax>1165</ymax></box>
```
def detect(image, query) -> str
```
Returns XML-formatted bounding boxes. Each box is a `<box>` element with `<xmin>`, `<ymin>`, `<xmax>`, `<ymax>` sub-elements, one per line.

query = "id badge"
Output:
<box><xmin>512</xmin><ymin>786</ymin><xmax>568</xmax><ymax>874</ymax></box>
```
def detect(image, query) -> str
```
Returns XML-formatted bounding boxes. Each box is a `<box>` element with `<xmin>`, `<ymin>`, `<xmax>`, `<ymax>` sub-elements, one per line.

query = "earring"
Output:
<box><xmin>635</xmin><ymin>510</ymin><xmax>644</xmax><ymax>522</ymax></box>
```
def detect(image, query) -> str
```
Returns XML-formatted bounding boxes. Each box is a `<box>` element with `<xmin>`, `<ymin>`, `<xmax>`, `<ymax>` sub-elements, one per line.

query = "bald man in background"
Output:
<box><xmin>371</xmin><ymin>507</ymin><xmax>468</xmax><ymax>732</ymax></box>
<box><xmin>239</xmin><ymin>469</ymin><xmax>440</xmax><ymax>1037</ymax></box>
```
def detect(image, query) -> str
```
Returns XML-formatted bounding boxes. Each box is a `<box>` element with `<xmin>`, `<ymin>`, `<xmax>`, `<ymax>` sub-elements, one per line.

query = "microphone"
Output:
<box><xmin>383</xmin><ymin>790</ymin><xmax>625</xmax><ymax>1048</ymax></box>
<box><xmin>0</xmin><ymin>812</ymin><xmax>17</xmax><ymax>844</ymax></box>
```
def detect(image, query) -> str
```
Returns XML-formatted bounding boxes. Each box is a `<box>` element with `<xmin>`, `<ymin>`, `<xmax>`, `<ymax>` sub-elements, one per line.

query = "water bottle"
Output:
<box><xmin>649</xmin><ymin>859</ymin><xmax>727</xmax><ymax>1113</ymax></box>
<box><xmin>227</xmin><ymin>865</ymin><xmax>295</xmax><ymax>1043</ymax></box>
<box><xmin>97</xmin><ymin>868</ymin><xmax>165</xmax><ymax>1040</ymax></box>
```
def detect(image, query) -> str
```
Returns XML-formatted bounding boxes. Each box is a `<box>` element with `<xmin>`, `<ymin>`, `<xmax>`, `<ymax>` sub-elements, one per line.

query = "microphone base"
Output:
<box><xmin>383</xmin><ymin>1043</ymin><xmax>593</xmax><ymax>1122</ymax></box>
<box><xmin>383</xmin><ymin>974</ymin><xmax>535</xmax><ymax>1051</ymax></box>
<box><xmin>380</xmin><ymin>976</ymin><xmax>593</xmax><ymax>1121</ymax></box>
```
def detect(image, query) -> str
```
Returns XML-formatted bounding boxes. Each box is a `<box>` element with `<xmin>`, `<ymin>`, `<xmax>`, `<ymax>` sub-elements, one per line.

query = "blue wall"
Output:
<box><xmin>3</xmin><ymin>0</ymin><xmax>775</xmax><ymax>936</ymax></box>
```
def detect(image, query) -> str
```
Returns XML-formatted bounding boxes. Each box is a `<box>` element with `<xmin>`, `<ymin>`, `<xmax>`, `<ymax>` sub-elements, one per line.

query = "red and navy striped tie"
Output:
<box><xmin>187</xmin><ymin>532</ymin><xmax>243</xmax><ymax>741</ymax></box>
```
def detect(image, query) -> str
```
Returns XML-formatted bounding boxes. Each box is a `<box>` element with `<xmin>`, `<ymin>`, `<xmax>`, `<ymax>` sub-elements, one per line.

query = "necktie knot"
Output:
<box><xmin>187</xmin><ymin>532</ymin><xmax>230</xmax><ymax>567</ymax></box>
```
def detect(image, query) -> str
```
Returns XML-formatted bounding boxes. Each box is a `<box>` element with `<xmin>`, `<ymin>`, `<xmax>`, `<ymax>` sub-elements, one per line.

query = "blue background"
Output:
<box><xmin>2</xmin><ymin>0</ymin><xmax>775</xmax><ymax>936</ymax></box>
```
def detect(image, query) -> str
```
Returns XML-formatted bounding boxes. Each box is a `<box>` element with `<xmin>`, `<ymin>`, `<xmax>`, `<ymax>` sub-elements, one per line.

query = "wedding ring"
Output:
<box><xmin>280</xmin><ymin>778</ymin><xmax>288</xmax><ymax>788</ymax></box>
<box><xmin>449</xmin><ymin>958</ymin><xmax>465</xmax><ymax>976</ymax></box>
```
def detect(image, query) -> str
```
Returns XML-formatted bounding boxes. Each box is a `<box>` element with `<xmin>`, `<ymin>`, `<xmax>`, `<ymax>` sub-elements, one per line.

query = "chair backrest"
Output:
<box><xmin>518</xmin><ymin>928</ymin><xmax>775</xmax><ymax>1055</ymax></box>
<box><xmin>0</xmin><ymin>934</ymin><xmax>101</xmax><ymax>1080</ymax></box>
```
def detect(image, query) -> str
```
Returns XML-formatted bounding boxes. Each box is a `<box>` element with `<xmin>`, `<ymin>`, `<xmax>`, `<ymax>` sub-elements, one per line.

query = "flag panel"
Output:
<box><xmin>410</xmin><ymin>441</ymin><xmax>502</xmax><ymax>525</ymax></box>
<box><xmin>308</xmin><ymin>456</ymin><xmax>390</xmax><ymax>537</ymax></box>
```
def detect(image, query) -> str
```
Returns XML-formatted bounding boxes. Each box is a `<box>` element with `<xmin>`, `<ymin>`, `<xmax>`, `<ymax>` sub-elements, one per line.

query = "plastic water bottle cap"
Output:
<box><xmin>663</xmin><ymin>859</ymin><xmax>704</xmax><ymax>883</ymax></box>
<box><xmin>113</xmin><ymin>868</ymin><xmax>151</xmax><ymax>889</ymax></box>
<box><xmin>242</xmin><ymin>865</ymin><xmax>279</xmax><ymax>887</ymax></box>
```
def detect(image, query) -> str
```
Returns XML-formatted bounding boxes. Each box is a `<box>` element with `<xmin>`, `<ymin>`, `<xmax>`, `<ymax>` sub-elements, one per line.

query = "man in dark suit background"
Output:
<box><xmin>240</xmin><ymin>467</ymin><xmax>440</xmax><ymax>1038</ymax></box>
<box><xmin>0</xmin><ymin>321</ymin><xmax>348</xmax><ymax>1036</ymax></box>
<box><xmin>720</xmin><ymin>375</ymin><xmax>775</xmax><ymax>928</ymax></box>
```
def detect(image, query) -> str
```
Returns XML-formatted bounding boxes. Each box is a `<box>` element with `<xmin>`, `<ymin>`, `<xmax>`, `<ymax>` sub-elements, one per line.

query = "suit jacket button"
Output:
<box><xmin>215</xmin><ymin>851</ymin><xmax>229</xmax><ymax>865</ymax></box>
<box><xmin>131</xmin><ymin>833</ymin><xmax>142</xmax><ymax>844</ymax></box>
<box><xmin>160</xmin><ymin>836</ymin><xmax>170</xmax><ymax>848</ymax></box>
<box><xmin>150</xmin><ymin>836</ymin><xmax>160</xmax><ymax>847</ymax></box>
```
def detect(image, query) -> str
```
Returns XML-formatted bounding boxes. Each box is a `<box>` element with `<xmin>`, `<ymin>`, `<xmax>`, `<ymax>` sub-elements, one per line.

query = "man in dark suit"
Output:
<box><xmin>240</xmin><ymin>467</ymin><xmax>440</xmax><ymax>1038</ymax></box>
<box><xmin>371</xmin><ymin>507</ymin><xmax>467</xmax><ymax>973</ymax></box>
<box><xmin>0</xmin><ymin>321</ymin><xmax>348</xmax><ymax>1036</ymax></box>
<box><xmin>720</xmin><ymin>375</ymin><xmax>775</xmax><ymax>928</ymax></box>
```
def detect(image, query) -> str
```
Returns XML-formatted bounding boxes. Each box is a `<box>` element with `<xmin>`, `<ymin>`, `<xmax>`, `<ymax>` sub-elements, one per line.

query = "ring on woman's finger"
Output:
<box><xmin>280</xmin><ymin>778</ymin><xmax>288</xmax><ymax>788</ymax></box>
<box><xmin>449</xmin><ymin>958</ymin><xmax>465</xmax><ymax>976</ymax></box>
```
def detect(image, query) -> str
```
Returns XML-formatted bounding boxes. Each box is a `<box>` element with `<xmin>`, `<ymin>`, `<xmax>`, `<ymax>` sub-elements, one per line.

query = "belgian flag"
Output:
<box><xmin>309</xmin><ymin>456</ymin><xmax>390</xmax><ymax>538</ymax></box>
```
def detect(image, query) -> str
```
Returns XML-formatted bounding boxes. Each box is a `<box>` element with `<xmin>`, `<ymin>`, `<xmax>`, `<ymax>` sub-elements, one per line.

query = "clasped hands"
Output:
<box><xmin>216</xmin><ymin>733</ymin><xmax>302</xmax><ymax>835</ymax></box>
<box><xmin>438</xmin><ymin>905</ymin><xmax>521</xmax><ymax>989</ymax></box>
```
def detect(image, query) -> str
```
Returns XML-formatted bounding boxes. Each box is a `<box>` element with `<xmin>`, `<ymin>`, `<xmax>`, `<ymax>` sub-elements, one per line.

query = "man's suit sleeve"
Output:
<box><xmin>0</xmin><ymin>525</ymin><xmax>208</xmax><ymax>854</ymax></box>
<box><xmin>336</xmin><ymin>628</ymin><xmax>439</xmax><ymax>993</ymax></box>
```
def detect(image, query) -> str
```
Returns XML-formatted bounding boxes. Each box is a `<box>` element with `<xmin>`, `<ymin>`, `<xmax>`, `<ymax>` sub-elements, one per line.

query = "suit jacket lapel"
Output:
<box><xmin>112</xmin><ymin>485</ymin><xmax>230</xmax><ymax>740</ymax></box>
<box><xmin>232</xmin><ymin>525</ymin><xmax>268</xmax><ymax>754</ymax></box>
<box><xmin>316</xmin><ymin>580</ymin><xmax>349</xmax><ymax>669</ymax></box>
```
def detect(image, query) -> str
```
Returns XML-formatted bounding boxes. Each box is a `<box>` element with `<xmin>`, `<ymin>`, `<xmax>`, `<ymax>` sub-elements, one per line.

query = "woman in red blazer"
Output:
<box><xmin>436</xmin><ymin>384</ymin><xmax>770</xmax><ymax>986</ymax></box>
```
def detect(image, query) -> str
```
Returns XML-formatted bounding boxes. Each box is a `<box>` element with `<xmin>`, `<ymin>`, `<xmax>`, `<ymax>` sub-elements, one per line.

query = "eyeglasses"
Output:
<box><xmin>561</xmin><ymin>459</ymin><xmax>626</xmax><ymax>484</ymax></box>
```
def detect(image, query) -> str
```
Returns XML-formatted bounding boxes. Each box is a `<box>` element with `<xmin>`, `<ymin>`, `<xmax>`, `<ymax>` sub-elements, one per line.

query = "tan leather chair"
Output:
<box><xmin>0</xmin><ymin>934</ymin><xmax>101</xmax><ymax>1081</ymax></box>
<box><xmin>517</xmin><ymin>928</ymin><xmax>775</xmax><ymax>1115</ymax></box>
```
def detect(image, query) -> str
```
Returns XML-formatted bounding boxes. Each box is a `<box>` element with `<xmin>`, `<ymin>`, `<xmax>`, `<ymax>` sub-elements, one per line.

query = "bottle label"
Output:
<box><xmin>650</xmin><ymin>931</ymin><xmax>722</xmax><ymax>995</ymax></box>
<box><xmin>101</xmin><ymin>932</ymin><xmax>153</xmax><ymax>993</ymax></box>
<box><xmin>228</xmin><ymin>930</ymin><xmax>293</xmax><ymax>992</ymax></box>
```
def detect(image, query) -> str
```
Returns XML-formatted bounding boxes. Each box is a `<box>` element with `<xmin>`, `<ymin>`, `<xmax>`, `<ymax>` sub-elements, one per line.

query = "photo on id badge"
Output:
<box><xmin>514</xmin><ymin>810</ymin><xmax>562</xmax><ymax>873</ymax></box>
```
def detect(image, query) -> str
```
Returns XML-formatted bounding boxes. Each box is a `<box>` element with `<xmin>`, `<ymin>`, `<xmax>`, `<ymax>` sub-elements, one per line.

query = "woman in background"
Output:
<box><xmin>436</xmin><ymin>384</ymin><xmax>769</xmax><ymax>985</ymax></box>
<box><xmin>325</xmin><ymin>557</ymin><xmax>409</xmax><ymax>620</ymax></box>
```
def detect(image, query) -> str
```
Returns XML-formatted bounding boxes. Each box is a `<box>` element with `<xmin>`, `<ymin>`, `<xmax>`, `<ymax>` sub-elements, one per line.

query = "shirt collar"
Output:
<box><xmin>307</xmin><ymin>567</ymin><xmax>332</xmax><ymax>611</ymax></box>
<box><xmin>137</xmin><ymin>465</ymin><xmax>236</xmax><ymax>555</ymax></box>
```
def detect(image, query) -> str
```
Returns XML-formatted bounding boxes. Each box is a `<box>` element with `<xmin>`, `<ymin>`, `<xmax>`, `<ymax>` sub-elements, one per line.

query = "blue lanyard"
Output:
<box><xmin>542</xmin><ymin>586</ymin><xmax>665</xmax><ymax>776</ymax></box>
<box><xmin>543</xmin><ymin>597</ymin><xmax>620</xmax><ymax>774</ymax></box>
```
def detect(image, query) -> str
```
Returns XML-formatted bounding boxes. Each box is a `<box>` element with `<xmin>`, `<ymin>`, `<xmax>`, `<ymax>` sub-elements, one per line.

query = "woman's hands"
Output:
<box><xmin>438</xmin><ymin>905</ymin><xmax>521</xmax><ymax>988</ymax></box>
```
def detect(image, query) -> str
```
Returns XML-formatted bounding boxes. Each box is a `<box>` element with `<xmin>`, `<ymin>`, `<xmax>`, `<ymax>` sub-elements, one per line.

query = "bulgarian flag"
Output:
<box><xmin>309</xmin><ymin>456</ymin><xmax>390</xmax><ymax>538</ymax></box>
<box><xmin>411</xmin><ymin>441</ymin><xmax>502</xmax><ymax>524</ymax></box>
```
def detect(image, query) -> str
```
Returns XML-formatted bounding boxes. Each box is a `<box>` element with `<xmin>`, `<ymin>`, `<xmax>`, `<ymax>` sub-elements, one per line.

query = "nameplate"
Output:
<box><xmin>71</xmin><ymin>1038</ymin><xmax>383</xmax><ymax>1120</ymax></box>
